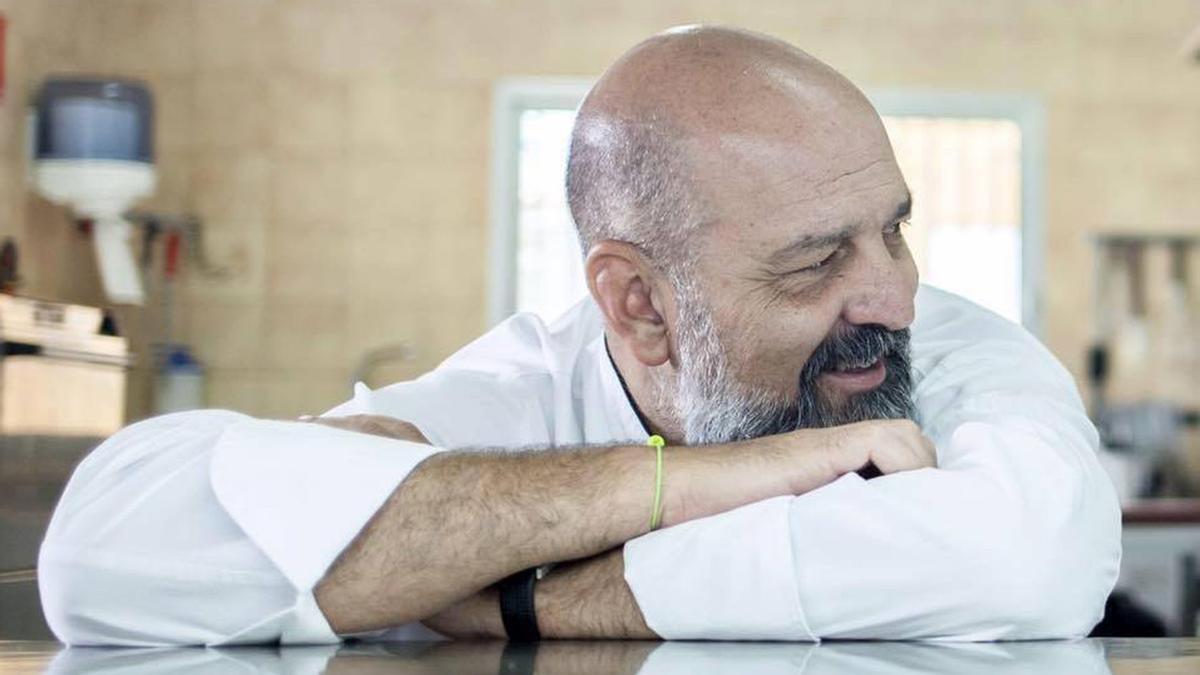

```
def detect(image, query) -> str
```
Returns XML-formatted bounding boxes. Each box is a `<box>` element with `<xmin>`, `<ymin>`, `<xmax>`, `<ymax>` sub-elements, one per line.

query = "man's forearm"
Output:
<box><xmin>314</xmin><ymin>445</ymin><xmax>648</xmax><ymax>634</ymax></box>
<box><xmin>422</xmin><ymin>547</ymin><xmax>653</xmax><ymax>640</ymax></box>
<box><xmin>537</xmin><ymin>548</ymin><xmax>656</xmax><ymax>639</ymax></box>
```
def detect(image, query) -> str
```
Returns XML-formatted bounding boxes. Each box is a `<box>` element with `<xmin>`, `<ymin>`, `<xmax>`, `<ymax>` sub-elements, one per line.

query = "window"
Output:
<box><xmin>489</xmin><ymin>81</ymin><xmax>1045</xmax><ymax>332</ymax></box>
<box><xmin>514</xmin><ymin>109</ymin><xmax>586</xmax><ymax>323</ymax></box>
<box><xmin>883</xmin><ymin>116</ymin><xmax>1024</xmax><ymax>323</ymax></box>
<box><xmin>870</xmin><ymin>88</ymin><xmax>1045</xmax><ymax>331</ymax></box>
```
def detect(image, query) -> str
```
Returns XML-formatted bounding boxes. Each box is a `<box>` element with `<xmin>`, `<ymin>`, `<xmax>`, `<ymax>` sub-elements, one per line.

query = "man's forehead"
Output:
<box><xmin>688</xmin><ymin>108</ymin><xmax>899</xmax><ymax>202</ymax></box>
<box><xmin>696</xmin><ymin>134</ymin><xmax>908</xmax><ymax>232</ymax></box>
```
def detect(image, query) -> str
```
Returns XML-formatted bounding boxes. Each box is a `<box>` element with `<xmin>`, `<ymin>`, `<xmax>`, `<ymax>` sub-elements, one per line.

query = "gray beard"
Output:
<box><xmin>671</xmin><ymin>278</ymin><xmax>915</xmax><ymax>445</ymax></box>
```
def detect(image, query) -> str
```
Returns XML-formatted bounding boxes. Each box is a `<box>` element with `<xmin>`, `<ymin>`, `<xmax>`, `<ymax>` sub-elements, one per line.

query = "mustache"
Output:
<box><xmin>799</xmin><ymin>325</ymin><xmax>911</xmax><ymax>383</ymax></box>
<box><xmin>793</xmin><ymin>324</ymin><xmax>916</xmax><ymax>431</ymax></box>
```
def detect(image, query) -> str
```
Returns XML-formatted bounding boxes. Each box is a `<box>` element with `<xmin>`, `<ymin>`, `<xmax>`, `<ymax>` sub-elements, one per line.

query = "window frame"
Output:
<box><xmin>487</xmin><ymin>78</ymin><xmax>592</xmax><ymax>327</ymax></box>
<box><xmin>487</xmin><ymin>78</ymin><xmax>1047</xmax><ymax>334</ymax></box>
<box><xmin>866</xmin><ymin>88</ymin><xmax>1047</xmax><ymax>335</ymax></box>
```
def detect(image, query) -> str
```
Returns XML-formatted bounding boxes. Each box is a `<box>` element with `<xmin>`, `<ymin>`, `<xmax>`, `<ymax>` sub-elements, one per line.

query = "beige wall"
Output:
<box><xmin>1</xmin><ymin>0</ymin><xmax>1198</xmax><ymax>420</ymax></box>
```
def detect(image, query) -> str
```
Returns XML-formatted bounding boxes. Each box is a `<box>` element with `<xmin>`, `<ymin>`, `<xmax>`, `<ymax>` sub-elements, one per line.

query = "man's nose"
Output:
<box><xmin>840</xmin><ymin>246</ymin><xmax>916</xmax><ymax>331</ymax></box>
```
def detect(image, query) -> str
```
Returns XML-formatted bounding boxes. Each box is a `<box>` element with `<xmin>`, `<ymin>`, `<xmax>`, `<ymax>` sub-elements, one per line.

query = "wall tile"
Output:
<box><xmin>256</xmin><ymin>367</ymin><xmax>354</xmax><ymax>419</ymax></box>
<box><xmin>138</xmin><ymin>155</ymin><xmax>192</xmax><ymax>214</ymax></box>
<box><xmin>268</xmin><ymin>74</ymin><xmax>348</xmax><ymax>157</ymax></box>
<box><xmin>345</xmin><ymin>158</ymin><xmax>487</xmax><ymax>233</ymax></box>
<box><xmin>181</xmin><ymin>300</ymin><xmax>267</xmax><ymax>370</ymax></box>
<box><xmin>150</xmin><ymin>76</ymin><xmax>196</xmax><ymax>156</ymax></box>
<box><xmin>347</xmin><ymin>224</ymin><xmax>426</xmax><ymax>302</ymax></box>
<box><xmin>341</xmin><ymin>0</ymin><xmax>437</xmax><ymax>78</ymax></box>
<box><xmin>264</xmin><ymin>0</ymin><xmax>356</xmax><ymax>76</ymax></box>
<box><xmin>205</xmin><ymin>368</ymin><xmax>267</xmax><ymax>414</ymax></box>
<box><xmin>264</xmin><ymin>222</ymin><xmax>350</xmax><ymax>301</ymax></box>
<box><xmin>74</xmin><ymin>0</ymin><xmax>196</xmax><ymax>77</ymax></box>
<box><xmin>194</xmin><ymin>72</ymin><xmax>272</xmax><ymax>150</ymax></box>
<box><xmin>191</xmin><ymin>152</ymin><xmax>272</xmax><ymax>226</ymax></box>
<box><xmin>269</xmin><ymin>158</ymin><xmax>352</xmax><ymax>228</ymax></box>
<box><xmin>345</xmin><ymin>292</ymin><xmax>423</xmax><ymax>369</ymax></box>
<box><xmin>346</xmin><ymin>76</ymin><xmax>419</xmax><ymax>155</ymax></box>
<box><xmin>180</xmin><ymin>220</ymin><xmax>268</xmax><ymax>302</ymax></box>
<box><xmin>347</xmin><ymin>82</ymin><xmax>488</xmax><ymax>160</ymax></box>
<box><xmin>194</xmin><ymin>0</ymin><xmax>276</xmax><ymax>72</ymax></box>
<box><xmin>261</xmin><ymin>297</ymin><xmax>350</xmax><ymax>371</ymax></box>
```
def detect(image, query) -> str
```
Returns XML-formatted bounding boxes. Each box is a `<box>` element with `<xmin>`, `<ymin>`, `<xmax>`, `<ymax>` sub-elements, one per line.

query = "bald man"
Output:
<box><xmin>39</xmin><ymin>26</ymin><xmax>1120</xmax><ymax>646</ymax></box>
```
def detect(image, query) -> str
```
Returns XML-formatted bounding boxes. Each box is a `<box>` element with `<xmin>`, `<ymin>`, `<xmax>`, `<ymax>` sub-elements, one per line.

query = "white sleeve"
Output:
<box><xmin>37</xmin><ymin>408</ymin><xmax>439</xmax><ymax>646</ymax></box>
<box><xmin>624</xmin><ymin>301</ymin><xmax>1122</xmax><ymax>640</ymax></box>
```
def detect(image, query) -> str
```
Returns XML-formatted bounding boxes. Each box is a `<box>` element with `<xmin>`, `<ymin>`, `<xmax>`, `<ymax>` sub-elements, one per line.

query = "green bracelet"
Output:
<box><xmin>647</xmin><ymin>434</ymin><xmax>666</xmax><ymax>530</ymax></box>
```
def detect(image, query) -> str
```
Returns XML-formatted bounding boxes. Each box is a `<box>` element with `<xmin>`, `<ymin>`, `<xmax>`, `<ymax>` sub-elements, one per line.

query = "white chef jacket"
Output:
<box><xmin>37</xmin><ymin>285</ymin><xmax>1122</xmax><ymax>646</ymax></box>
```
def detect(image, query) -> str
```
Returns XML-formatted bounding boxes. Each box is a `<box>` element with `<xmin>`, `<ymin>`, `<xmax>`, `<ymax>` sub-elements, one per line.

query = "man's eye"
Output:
<box><xmin>884</xmin><ymin>218</ymin><xmax>910</xmax><ymax>238</ymax></box>
<box><xmin>796</xmin><ymin>250</ymin><xmax>838</xmax><ymax>273</ymax></box>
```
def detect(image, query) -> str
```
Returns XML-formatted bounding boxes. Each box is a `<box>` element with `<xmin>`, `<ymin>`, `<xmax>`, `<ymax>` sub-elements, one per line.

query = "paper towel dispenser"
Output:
<box><xmin>30</xmin><ymin>77</ymin><xmax>157</xmax><ymax>305</ymax></box>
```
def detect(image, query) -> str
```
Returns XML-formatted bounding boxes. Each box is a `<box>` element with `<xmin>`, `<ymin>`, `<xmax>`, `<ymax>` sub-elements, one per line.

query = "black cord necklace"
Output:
<box><xmin>604</xmin><ymin>335</ymin><xmax>654</xmax><ymax>436</ymax></box>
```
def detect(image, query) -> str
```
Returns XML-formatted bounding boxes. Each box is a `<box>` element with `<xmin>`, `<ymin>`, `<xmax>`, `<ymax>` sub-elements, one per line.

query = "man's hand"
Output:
<box><xmin>824</xmin><ymin>419</ymin><xmax>937</xmax><ymax>477</ymax></box>
<box><xmin>305</xmin><ymin>414</ymin><xmax>430</xmax><ymax>444</ymax></box>
<box><xmin>663</xmin><ymin>419</ymin><xmax>936</xmax><ymax>526</ymax></box>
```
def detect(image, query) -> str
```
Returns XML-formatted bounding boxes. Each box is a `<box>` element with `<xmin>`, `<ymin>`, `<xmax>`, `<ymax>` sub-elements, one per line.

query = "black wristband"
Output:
<box><xmin>498</xmin><ymin>568</ymin><xmax>541</xmax><ymax>642</ymax></box>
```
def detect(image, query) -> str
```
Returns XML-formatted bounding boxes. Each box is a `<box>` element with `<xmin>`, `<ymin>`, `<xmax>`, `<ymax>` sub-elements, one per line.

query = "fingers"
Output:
<box><xmin>298</xmin><ymin>414</ymin><xmax>431</xmax><ymax>444</ymax></box>
<box><xmin>302</xmin><ymin>415</ymin><xmax>351</xmax><ymax>431</ymax></box>
<box><xmin>920</xmin><ymin>434</ymin><xmax>938</xmax><ymax>468</ymax></box>
<box><xmin>862</xmin><ymin>419</ymin><xmax>937</xmax><ymax>476</ymax></box>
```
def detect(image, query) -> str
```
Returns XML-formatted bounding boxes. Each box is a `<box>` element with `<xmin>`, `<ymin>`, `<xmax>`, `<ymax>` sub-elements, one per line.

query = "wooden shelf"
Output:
<box><xmin>1123</xmin><ymin>499</ymin><xmax>1200</xmax><ymax>525</ymax></box>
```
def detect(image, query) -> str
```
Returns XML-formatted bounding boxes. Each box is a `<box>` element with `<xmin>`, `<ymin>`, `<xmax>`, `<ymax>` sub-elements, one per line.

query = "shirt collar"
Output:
<box><xmin>584</xmin><ymin>331</ymin><xmax>652</xmax><ymax>441</ymax></box>
<box><xmin>603</xmin><ymin>334</ymin><xmax>654</xmax><ymax>436</ymax></box>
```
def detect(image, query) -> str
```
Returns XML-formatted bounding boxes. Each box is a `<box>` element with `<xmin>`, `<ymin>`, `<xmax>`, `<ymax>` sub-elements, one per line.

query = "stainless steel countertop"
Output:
<box><xmin>1</xmin><ymin>638</ymin><xmax>1198</xmax><ymax>674</ymax></box>
<box><xmin>0</xmin><ymin>435</ymin><xmax>100</xmax><ymax>569</ymax></box>
<box><xmin>0</xmin><ymin>435</ymin><xmax>101</xmax><ymax>642</ymax></box>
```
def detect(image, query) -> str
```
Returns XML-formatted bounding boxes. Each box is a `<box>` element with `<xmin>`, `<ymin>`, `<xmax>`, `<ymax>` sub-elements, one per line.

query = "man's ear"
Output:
<box><xmin>585</xmin><ymin>240</ymin><xmax>671</xmax><ymax>367</ymax></box>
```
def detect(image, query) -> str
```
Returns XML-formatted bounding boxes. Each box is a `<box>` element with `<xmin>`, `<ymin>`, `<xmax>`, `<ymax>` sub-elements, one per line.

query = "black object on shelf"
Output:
<box><xmin>0</xmin><ymin>238</ymin><xmax>17</xmax><ymax>293</ymax></box>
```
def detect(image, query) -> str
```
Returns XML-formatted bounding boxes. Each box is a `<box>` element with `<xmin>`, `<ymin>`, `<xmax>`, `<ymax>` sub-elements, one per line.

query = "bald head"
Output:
<box><xmin>567</xmin><ymin>26</ymin><xmax>885</xmax><ymax>273</ymax></box>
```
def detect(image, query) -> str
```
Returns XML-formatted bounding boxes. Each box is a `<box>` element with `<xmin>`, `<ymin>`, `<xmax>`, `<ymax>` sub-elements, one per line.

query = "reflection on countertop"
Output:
<box><xmin>3</xmin><ymin>638</ymin><xmax>1199</xmax><ymax>674</ymax></box>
